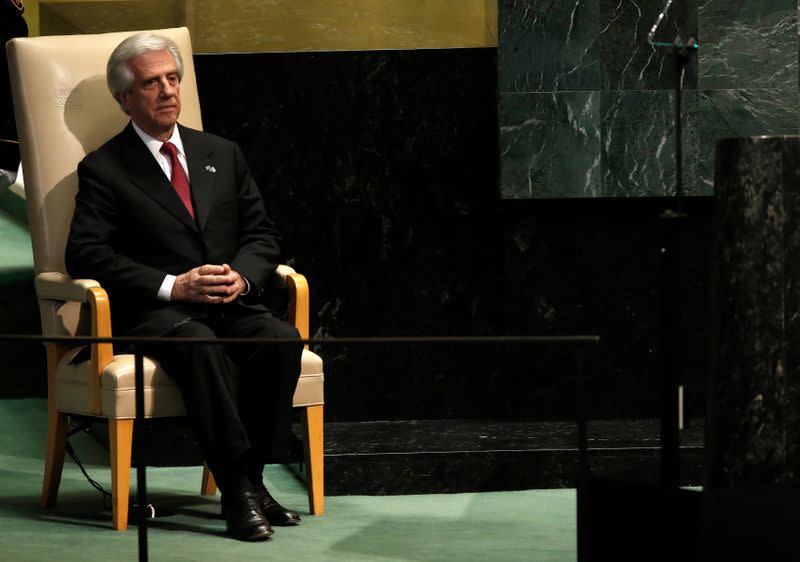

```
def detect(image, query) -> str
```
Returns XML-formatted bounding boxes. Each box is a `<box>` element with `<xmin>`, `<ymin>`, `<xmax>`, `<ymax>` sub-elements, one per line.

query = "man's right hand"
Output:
<box><xmin>171</xmin><ymin>264</ymin><xmax>240</xmax><ymax>303</ymax></box>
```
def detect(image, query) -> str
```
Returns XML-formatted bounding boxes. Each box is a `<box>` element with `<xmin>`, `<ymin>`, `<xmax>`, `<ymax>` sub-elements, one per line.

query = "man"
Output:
<box><xmin>65</xmin><ymin>32</ymin><xmax>302</xmax><ymax>541</ymax></box>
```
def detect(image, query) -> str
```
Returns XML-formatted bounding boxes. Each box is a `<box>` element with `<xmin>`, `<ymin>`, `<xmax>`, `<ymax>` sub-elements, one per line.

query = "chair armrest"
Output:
<box><xmin>272</xmin><ymin>264</ymin><xmax>297</xmax><ymax>288</ymax></box>
<box><xmin>35</xmin><ymin>272</ymin><xmax>112</xmax><ymax>415</ymax></box>
<box><xmin>274</xmin><ymin>265</ymin><xmax>310</xmax><ymax>347</ymax></box>
<box><xmin>35</xmin><ymin>272</ymin><xmax>101</xmax><ymax>302</ymax></box>
<box><xmin>87</xmin><ymin>286</ymin><xmax>113</xmax><ymax>414</ymax></box>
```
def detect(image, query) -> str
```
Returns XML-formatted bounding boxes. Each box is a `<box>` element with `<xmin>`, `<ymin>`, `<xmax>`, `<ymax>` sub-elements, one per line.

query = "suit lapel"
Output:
<box><xmin>119</xmin><ymin>123</ymin><xmax>198</xmax><ymax>231</ymax></box>
<box><xmin>179</xmin><ymin>124</ymin><xmax>216</xmax><ymax>232</ymax></box>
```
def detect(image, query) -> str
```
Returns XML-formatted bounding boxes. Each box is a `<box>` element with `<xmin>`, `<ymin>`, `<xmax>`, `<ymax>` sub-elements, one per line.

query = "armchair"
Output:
<box><xmin>6</xmin><ymin>27</ymin><xmax>324</xmax><ymax>531</ymax></box>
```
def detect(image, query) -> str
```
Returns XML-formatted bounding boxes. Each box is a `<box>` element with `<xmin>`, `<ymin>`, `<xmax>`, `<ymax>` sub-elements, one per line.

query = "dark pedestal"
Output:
<box><xmin>581</xmin><ymin>137</ymin><xmax>800</xmax><ymax>561</ymax></box>
<box><xmin>708</xmin><ymin>136</ymin><xmax>800</xmax><ymax>487</ymax></box>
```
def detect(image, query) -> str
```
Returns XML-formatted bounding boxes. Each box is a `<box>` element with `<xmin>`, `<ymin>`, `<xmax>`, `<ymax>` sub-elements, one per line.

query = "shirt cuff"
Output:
<box><xmin>240</xmin><ymin>275</ymin><xmax>251</xmax><ymax>296</ymax></box>
<box><xmin>157</xmin><ymin>274</ymin><xmax>176</xmax><ymax>301</ymax></box>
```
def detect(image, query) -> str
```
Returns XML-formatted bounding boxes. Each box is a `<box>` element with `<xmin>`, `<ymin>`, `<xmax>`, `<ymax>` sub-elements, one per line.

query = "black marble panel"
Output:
<box><xmin>498</xmin><ymin>0</ymin><xmax>602</xmax><ymax>93</ymax></box>
<box><xmin>709</xmin><ymin>137</ymin><xmax>800</xmax><ymax>486</ymax></box>
<box><xmin>323</xmin><ymin>418</ymin><xmax>704</xmax><ymax>494</ymax></box>
<box><xmin>601</xmin><ymin>90</ymin><xmax>700</xmax><ymax>197</ymax></box>
<box><xmin>599</xmin><ymin>0</ymin><xmax>698</xmax><ymax>91</ymax></box>
<box><xmin>500</xmin><ymin>91</ymin><xmax>601</xmax><ymax>198</ymax></box>
<box><xmin>698</xmin><ymin>0</ymin><xmax>797</xmax><ymax>90</ymax></box>
<box><xmin>196</xmin><ymin>50</ymin><xmax>509</xmax><ymax>422</ymax></box>
<box><xmin>694</xmin><ymin>88</ymin><xmax>800</xmax><ymax>192</ymax></box>
<box><xmin>500</xmin><ymin>197</ymin><xmax>713</xmax><ymax>421</ymax></box>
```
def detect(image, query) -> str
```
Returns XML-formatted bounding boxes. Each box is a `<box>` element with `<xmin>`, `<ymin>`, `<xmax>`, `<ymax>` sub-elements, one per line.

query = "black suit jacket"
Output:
<box><xmin>66</xmin><ymin>122</ymin><xmax>282</xmax><ymax>336</ymax></box>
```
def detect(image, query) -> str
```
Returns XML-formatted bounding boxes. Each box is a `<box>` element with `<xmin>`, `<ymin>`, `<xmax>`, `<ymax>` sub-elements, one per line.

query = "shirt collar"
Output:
<box><xmin>131</xmin><ymin>121</ymin><xmax>186</xmax><ymax>160</ymax></box>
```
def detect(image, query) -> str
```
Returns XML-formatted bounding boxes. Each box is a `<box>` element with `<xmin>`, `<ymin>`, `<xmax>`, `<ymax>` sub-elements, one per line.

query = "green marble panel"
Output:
<box><xmin>599</xmin><ymin>0</ymin><xmax>698</xmax><ymax>91</ymax></box>
<box><xmin>498</xmin><ymin>0</ymin><xmax>601</xmax><ymax>93</ymax></box>
<box><xmin>601</xmin><ymin>91</ymin><xmax>700</xmax><ymax>197</ymax></box>
<box><xmin>698</xmin><ymin>0</ymin><xmax>797</xmax><ymax>90</ymax></box>
<box><xmin>694</xmin><ymin>88</ymin><xmax>800</xmax><ymax>193</ymax></box>
<box><xmin>498</xmin><ymin>0</ymin><xmax>800</xmax><ymax>198</ymax></box>
<box><xmin>500</xmin><ymin>91</ymin><xmax>601</xmax><ymax>198</ymax></box>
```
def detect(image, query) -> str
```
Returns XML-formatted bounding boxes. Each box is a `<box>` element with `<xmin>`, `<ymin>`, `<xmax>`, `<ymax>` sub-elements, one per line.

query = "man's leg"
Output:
<box><xmin>221</xmin><ymin>308</ymin><xmax>303</xmax><ymax>524</ymax></box>
<box><xmin>145</xmin><ymin>319</ymin><xmax>273</xmax><ymax>540</ymax></box>
<box><xmin>221</xmin><ymin>309</ymin><xmax>303</xmax><ymax>463</ymax></box>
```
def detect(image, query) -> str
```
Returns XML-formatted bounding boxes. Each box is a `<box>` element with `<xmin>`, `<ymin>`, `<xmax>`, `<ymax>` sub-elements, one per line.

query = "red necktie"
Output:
<box><xmin>160</xmin><ymin>141</ymin><xmax>195</xmax><ymax>219</ymax></box>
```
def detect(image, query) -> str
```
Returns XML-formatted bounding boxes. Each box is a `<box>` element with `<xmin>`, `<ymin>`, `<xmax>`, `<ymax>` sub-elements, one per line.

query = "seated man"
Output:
<box><xmin>65</xmin><ymin>32</ymin><xmax>302</xmax><ymax>541</ymax></box>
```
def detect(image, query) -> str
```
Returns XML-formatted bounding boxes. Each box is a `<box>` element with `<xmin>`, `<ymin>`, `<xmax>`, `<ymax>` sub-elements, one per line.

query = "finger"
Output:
<box><xmin>197</xmin><ymin>274</ymin><xmax>235</xmax><ymax>286</ymax></box>
<box><xmin>221</xmin><ymin>292</ymin><xmax>239</xmax><ymax>304</ymax></box>
<box><xmin>198</xmin><ymin>264</ymin><xmax>225</xmax><ymax>276</ymax></box>
<box><xmin>205</xmin><ymin>284</ymin><xmax>237</xmax><ymax>297</ymax></box>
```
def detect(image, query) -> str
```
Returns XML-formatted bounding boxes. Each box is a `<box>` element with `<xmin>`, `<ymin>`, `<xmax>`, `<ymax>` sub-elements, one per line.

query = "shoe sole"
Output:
<box><xmin>229</xmin><ymin>526</ymin><xmax>274</xmax><ymax>541</ymax></box>
<box><xmin>222</xmin><ymin>507</ymin><xmax>302</xmax><ymax>526</ymax></box>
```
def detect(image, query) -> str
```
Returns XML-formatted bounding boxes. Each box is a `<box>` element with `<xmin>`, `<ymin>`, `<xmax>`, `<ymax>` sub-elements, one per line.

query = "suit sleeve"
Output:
<box><xmin>229</xmin><ymin>142</ymin><xmax>282</xmax><ymax>295</ymax></box>
<box><xmin>65</xmin><ymin>158</ymin><xmax>168</xmax><ymax>299</ymax></box>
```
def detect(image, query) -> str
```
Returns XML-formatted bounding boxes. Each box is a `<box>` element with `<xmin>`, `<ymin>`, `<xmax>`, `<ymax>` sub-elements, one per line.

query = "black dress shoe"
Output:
<box><xmin>221</xmin><ymin>491</ymin><xmax>274</xmax><ymax>541</ymax></box>
<box><xmin>254</xmin><ymin>482</ymin><xmax>301</xmax><ymax>526</ymax></box>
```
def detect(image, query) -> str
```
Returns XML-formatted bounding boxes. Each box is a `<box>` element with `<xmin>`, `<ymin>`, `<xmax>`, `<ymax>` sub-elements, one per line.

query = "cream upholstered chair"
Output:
<box><xmin>6</xmin><ymin>27</ymin><xmax>324</xmax><ymax>531</ymax></box>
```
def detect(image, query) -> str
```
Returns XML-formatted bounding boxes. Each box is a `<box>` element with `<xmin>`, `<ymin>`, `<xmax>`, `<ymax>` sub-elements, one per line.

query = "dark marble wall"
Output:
<box><xmin>196</xmin><ymin>50</ymin><xmax>507</xmax><ymax>422</ymax></box>
<box><xmin>499</xmin><ymin>0</ymin><xmax>799</xmax><ymax>198</ymax></box>
<box><xmin>194</xmin><ymin>49</ymin><xmax>711</xmax><ymax>424</ymax></box>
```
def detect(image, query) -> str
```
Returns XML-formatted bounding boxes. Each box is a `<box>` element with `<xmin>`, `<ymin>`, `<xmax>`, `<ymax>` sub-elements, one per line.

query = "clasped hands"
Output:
<box><xmin>171</xmin><ymin>263</ymin><xmax>246</xmax><ymax>304</ymax></box>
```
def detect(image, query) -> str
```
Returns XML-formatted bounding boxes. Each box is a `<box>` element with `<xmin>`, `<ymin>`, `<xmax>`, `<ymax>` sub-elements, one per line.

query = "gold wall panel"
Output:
<box><xmin>25</xmin><ymin>0</ymin><xmax>498</xmax><ymax>52</ymax></box>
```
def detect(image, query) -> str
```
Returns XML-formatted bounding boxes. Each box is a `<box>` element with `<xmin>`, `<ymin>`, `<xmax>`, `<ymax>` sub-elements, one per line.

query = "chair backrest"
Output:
<box><xmin>6</xmin><ymin>27</ymin><xmax>202</xmax><ymax>336</ymax></box>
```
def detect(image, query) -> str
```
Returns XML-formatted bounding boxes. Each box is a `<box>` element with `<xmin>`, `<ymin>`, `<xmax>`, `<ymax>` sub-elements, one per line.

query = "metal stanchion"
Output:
<box><xmin>133</xmin><ymin>348</ymin><xmax>149</xmax><ymax>562</ymax></box>
<box><xmin>576</xmin><ymin>345</ymin><xmax>589</xmax><ymax>561</ymax></box>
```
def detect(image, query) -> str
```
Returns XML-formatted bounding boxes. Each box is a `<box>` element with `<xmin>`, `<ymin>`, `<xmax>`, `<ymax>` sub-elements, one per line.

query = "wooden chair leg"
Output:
<box><xmin>41</xmin><ymin>410</ymin><xmax>68</xmax><ymax>508</ymax></box>
<box><xmin>109</xmin><ymin>419</ymin><xmax>133</xmax><ymax>531</ymax></box>
<box><xmin>42</xmin><ymin>344</ymin><xmax>68</xmax><ymax>508</ymax></box>
<box><xmin>301</xmin><ymin>404</ymin><xmax>324</xmax><ymax>515</ymax></box>
<box><xmin>201</xmin><ymin>462</ymin><xmax>217</xmax><ymax>496</ymax></box>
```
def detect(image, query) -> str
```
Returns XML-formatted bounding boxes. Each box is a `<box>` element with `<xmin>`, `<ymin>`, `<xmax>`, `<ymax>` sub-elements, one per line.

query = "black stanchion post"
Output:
<box><xmin>658</xmin><ymin>39</ymin><xmax>693</xmax><ymax>491</ymax></box>
<box><xmin>576</xmin><ymin>345</ymin><xmax>588</xmax><ymax>561</ymax></box>
<box><xmin>133</xmin><ymin>348</ymin><xmax>149</xmax><ymax>562</ymax></box>
<box><xmin>647</xmin><ymin>0</ymin><xmax>698</xmax><ymax>491</ymax></box>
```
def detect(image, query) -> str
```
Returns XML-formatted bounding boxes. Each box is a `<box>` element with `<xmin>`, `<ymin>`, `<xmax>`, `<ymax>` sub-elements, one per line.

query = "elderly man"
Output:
<box><xmin>66</xmin><ymin>32</ymin><xmax>302</xmax><ymax>541</ymax></box>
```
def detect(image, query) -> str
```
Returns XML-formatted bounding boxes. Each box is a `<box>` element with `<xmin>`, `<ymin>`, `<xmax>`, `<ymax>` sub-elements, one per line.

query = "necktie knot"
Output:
<box><xmin>161</xmin><ymin>140</ymin><xmax>179</xmax><ymax>159</ymax></box>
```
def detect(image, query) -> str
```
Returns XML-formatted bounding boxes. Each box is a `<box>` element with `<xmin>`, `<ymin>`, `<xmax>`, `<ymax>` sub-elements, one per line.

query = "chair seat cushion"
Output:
<box><xmin>56</xmin><ymin>346</ymin><xmax>324</xmax><ymax>418</ymax></box>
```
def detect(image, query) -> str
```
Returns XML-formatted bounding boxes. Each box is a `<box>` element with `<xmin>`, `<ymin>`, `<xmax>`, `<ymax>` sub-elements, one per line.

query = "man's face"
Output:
<box><xmin>118</xmin><ymin>49</ymin><xmax>182</xmax><ymax>141</ymax></box>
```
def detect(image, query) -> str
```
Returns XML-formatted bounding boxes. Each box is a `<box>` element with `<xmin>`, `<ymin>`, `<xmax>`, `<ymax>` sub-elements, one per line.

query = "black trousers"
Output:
<box><xmin>145</xmin><ymin>306</ymin><xmax>302</xmax><ymax>493</ymax></box>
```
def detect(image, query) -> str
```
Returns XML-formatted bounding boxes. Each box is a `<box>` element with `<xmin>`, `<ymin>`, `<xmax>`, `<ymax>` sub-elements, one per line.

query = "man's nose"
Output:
<box><xmin>158</xmin><ymin>77</ymin><xmax>176</xmax><ymax>96</ymax></box>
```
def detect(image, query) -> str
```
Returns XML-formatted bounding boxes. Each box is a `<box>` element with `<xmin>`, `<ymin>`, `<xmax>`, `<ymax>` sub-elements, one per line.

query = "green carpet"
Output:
<box><xmin>0</xmin><ymin>399</ymin><xmax>577</xmax><ymax>561</ymax></box>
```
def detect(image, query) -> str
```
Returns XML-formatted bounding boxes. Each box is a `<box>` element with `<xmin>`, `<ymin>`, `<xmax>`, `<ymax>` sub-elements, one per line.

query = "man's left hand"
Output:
<box><xmin>220</xmin><ymin>263</ymin><xmax>246</xmax><ymax>303</ymax></box>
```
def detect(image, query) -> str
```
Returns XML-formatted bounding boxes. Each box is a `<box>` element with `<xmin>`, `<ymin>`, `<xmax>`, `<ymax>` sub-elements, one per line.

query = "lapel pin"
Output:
<box><xmin>205</xmin><ymin>164</ymin><xmax>216</xmax><ymax>173</ymax></box>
